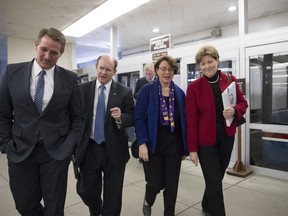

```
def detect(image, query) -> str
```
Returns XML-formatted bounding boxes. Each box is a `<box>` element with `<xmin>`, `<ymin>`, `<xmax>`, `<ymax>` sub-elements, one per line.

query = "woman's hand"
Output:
<box><xmin>190</xmin><ymin>152</ymin><xmax>199</xmax><ymax>166</ymax></box>
<box><xmin>223</xmin><ymin>107</ymin><xmax>235</xmax><ymax>119</ymax></box>
<box><xmin>139</xmin><ymin>144</ymin><xmax>149</xmax><ymax>162</ymax></box>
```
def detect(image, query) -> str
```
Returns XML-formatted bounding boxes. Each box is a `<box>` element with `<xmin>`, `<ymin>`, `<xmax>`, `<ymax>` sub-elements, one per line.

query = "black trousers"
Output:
<box><xmin>198</xmin><ymin>125</ymin><xmax>235</xmax><ymax>216</ymax></box>
<box><xmin>8</xmin><ymin>144</ymin><xmax>70</xmax><ymax>216</ymax></box>
<box><xmin>143</xmin><ymin>149</ymin><xmax>182</xmax><ymax>216</ymax></box>
<box><xmin>77</xmin><ymin>140</ymin><xmax>126</xmax><ymax>216</ymax></box>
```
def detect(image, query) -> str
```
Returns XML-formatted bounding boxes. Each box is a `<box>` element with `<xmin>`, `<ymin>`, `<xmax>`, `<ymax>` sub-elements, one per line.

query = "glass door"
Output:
<box><xmin>246</xmin><ymin>41</ymin><xmax>288</xmax><ymax>179</ymax></box>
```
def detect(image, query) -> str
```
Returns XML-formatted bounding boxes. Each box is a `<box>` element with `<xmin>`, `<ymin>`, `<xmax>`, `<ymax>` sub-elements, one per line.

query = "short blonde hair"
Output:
<box><xmin>195</xmin><ymin>45</ymin><xmax>220</xmax><ymax>64</ymax></box>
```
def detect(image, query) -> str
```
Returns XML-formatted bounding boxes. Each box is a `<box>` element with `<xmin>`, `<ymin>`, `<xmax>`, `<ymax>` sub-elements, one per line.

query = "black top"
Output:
<box><xmin>205</xmin><ymin>71</ymin><xmax>225</xmax><ymax>124</ymax></box>
<box><xmin>156</xmin><ymin>96</ymin><xmax>182</xmax><ymax>155</ymax></box>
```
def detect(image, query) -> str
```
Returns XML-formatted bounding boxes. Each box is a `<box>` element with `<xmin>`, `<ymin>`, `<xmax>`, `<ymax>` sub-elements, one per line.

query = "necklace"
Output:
<box><xmin>207</xmin><ymin>74</ymin><xmax>219</xmax><ymax>84</ymax></box>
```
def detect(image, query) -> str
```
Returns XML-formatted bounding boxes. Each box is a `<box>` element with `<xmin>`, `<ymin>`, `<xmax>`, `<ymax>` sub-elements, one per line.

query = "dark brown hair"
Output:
<box><xmin>154</xmin><ymin>55</ymin><xmax>178</xmax><ymax>74</ymax></box>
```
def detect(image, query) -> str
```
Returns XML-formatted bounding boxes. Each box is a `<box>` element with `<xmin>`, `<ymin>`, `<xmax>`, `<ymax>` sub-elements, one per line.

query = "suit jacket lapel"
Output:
<box><xmin>23</xmin><ymin>61</ymin><xmax>33</xmax><ymax>97</ymax></box>
<box><xmin>23</xmin><ymin>60</ymin><xmax>40</xmax><ymax>115</ymax></box>
<box><xmin>152</xmin><ymin>81</ymin><xmax>159</xmax><ymax>108</ymax></box>
<box><xmin>106</xmin><ymin>80</ymin><xmax>119</xmax><ymax>122</ymax></box>
<box><xmin>88</xmin><ymin>81</ymin><xmax>96</xmax><ymax>127</ymax></box>
<box><xmin>41</xmin><ymin>65</ymin><xmax>61</xmax><ymax>115</ymax></box>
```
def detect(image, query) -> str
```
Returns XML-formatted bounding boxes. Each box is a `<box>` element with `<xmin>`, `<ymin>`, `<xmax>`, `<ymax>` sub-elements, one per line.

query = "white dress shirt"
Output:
<box><xmin>90</xmin><ymin>80</ymin><xmax>112</xmax><ymax>138</ymax></box>
<box><xmin>30</xmin><ymin>60</ymin><xmax>54</xmax><ymax>111</ymax></box>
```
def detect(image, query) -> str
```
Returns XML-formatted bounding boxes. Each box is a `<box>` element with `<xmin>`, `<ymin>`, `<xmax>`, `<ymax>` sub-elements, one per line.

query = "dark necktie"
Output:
<box><xmin>34</xmin><ymin>70</ymin><xmax>46</xmax><ymax>113</ymax></box>
<box><xmin>94</xmin><ymin>85</ymin><xmax>105</xmax><ymax>144</ymax></box>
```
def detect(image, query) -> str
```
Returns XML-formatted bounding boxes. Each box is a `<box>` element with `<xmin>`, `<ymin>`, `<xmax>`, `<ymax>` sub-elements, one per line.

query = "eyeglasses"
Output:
<box><xmin>158</xmin><ymin>67</ymin><xmax>174</xmax><ymax>73</ymax></box>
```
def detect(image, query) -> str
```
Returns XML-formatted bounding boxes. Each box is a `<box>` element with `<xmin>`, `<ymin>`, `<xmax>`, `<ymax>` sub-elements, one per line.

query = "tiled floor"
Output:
<box><xmin>0</xmin><ymin>152</ymin><xmax>288</xmax><ymax>216</ymax></box>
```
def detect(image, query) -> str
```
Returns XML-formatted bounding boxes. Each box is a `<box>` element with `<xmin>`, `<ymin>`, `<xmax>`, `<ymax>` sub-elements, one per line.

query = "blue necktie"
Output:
<box><xmin>94</xmin><ymin>85</ymin><xmax>105</xmax><ymax>144</ymax></box>
<box><xmin>34</xmin><ymin>70</ymin><xmax>46</xmax><ymax>113</ymax></box>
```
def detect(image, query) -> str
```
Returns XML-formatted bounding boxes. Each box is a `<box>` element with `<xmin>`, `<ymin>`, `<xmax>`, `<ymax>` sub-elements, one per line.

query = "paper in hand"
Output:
<box><xmin>222</xmin><ymin>81</ymin><xmax>236</xmax><ymax>127</ymax></box>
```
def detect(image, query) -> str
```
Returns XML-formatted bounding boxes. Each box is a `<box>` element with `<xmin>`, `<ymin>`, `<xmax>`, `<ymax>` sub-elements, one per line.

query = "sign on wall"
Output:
<box><xmin>152</xmin><ymin>51</ymin><xmax>168</xmax><ymax>61</ymax></box>
<box><xmin>150</xmin><ymin>34</ymin><xmax>170</xmax><ymax>52</ymax></box>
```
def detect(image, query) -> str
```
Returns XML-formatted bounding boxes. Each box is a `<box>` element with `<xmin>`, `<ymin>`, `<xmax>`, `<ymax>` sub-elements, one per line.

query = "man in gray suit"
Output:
<box><xmin>76</xmin><ymin>55</ymin><xmax>134</xmax><ymax>216</ymax></box>
<box><xmin>0</xmin><ymin>28</ymin><xmax>82</xmax><ymax>216</ymax></box>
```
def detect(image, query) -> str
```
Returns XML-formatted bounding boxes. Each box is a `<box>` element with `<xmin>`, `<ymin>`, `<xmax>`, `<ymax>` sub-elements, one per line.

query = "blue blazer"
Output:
<box><xmin>134</xmin><ymin>80</ymin><xmax>188</xmax><ymax>155</ymax></box>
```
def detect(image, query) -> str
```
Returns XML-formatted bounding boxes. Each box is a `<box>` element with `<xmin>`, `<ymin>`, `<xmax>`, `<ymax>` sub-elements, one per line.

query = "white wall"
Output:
<box><xmin>7</xmin><ymin>37</ymin><xmax>72</xmax><ymax>69</ymax></box>
<box><xmin>8</xmin><ymin>38</ymin><xmax>35</xmax><ymax>64</ymax></box>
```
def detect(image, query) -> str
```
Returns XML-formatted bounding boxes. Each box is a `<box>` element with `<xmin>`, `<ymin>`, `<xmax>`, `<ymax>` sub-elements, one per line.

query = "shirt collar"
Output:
<box><xmin>33</xmin><ymin>59</ymin><xmax>55</xmax><ymax>79</ymax></box>
<box><xmin>147</xmin><ymin>76</ymin><xmax>156</xmax><ymax>82</ymax></box>
<box><xmin>96</xmin><ymin>79</ymin><xmax>112</xmax><ymax>90</ymax></box>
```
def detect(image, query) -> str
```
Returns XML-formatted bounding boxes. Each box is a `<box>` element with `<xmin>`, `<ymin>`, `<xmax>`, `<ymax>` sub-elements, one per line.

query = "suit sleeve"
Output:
<box><xmin>186</xmin><ymin>83</ymin><xmax>199</xmax><ymax>152</ymax></box>
<box><xmin>120</xmin><ymin>87</ymin><xmax>134</xmax><ymax>129</ymax></box>
<box><xmin>0</xmin><ymin>69</ymin><xmax>14</xmax><ymax>153</ymax></box>
<box><xmin>67</xmin><ymin>74</ymin><xmax>84</xmax><ymax>145</ymax></box>
<box><xmin>134</xmin><ymin>85</ymin><xmax>150</xmax><ymax>145</ymax></box>
<box><xmin>133</xmin><ymin>79</ymin><xmax>141</xmax><ymax>99</ymax></box>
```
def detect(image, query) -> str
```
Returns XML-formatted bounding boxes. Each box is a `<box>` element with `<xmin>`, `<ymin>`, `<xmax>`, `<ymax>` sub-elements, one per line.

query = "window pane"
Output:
<box><xmin>249</xmin><ymin>52</ymin><xmax>288</xmax><ymax>125</ymax></box>
<box><xmin>250</xmin><ymin>129</ymin><xmax>288</xmax><ymax>172</ymax></box>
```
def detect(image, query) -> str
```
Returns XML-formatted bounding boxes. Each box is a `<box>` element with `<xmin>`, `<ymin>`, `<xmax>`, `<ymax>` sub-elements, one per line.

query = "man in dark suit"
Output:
<box><xmin>76</xmin><ymin>55</ymin><xmax>134</xmax><ymax>216</ymax></box>
<box><xmin>0</xmin><ymin>28</ymin><xmax>82</xmax><ymax>216</ymax></box>
<box><xmin>133</xmin><ymin>62</ymin><xmax>156</xmax><ymax>99</ymax></box>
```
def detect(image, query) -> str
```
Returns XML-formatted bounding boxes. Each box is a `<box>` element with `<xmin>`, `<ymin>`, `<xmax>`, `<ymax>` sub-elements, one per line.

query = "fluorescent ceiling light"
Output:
<box><xmin>62</xmin><ymin>0</ymin><xmax>151</xmax><ymax>37</ymax></box>
<box><xmin>152</xmin><ymin>28</ymin><xmax>159</xmax><ymax>33</ymax></box>
<box><xmin>228</xmin><ymin>6</ymin><xmax>237</xmax><ymax>12</ymax></box>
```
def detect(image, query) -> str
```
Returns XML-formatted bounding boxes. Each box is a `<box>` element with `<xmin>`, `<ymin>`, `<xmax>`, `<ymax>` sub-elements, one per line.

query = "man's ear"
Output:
<box><xmin>35</xmin><ymin>40</ymin><xmax>38</xmax><ymax>50</ymax></box>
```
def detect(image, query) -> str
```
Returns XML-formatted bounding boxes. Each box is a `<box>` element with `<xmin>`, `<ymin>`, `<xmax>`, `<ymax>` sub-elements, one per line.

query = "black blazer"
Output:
<box><xmin>77</xmin><ymin>80</ymin><xmax>134</xmax><ymax>168</ymax></box>
<box><xmin>0</xmin><ymin>59</ymin><xmax>83</xmax><ymax>162</ymax></box>
<box><xmin>133</xmin><ymin>77</ymin><xmax>149</xmax><ymax>99</ymax></box>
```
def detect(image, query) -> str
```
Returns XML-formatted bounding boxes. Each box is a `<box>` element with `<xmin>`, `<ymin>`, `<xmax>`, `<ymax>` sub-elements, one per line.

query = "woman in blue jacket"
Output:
<box><xmin>134</xmin><ymin>55</ymin><xmax>188</xmax><ymax>216</ymax></box>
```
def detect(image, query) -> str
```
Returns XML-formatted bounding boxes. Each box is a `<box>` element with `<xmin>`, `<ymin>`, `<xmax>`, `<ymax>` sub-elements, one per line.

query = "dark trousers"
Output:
<box><xmin>143</xmin><ymin>150</ymin><xmax>182</xmax><ymax>216</ymax></box>
<box><xmin>198</xmin><ymin>125</ymin><xmax>235</xmax><ymax>216</ymax></box>
<box><xmin>77</xmin><ymin>140</ymin><xmax>126</xmax><ymax>216</ymax></box>
<box><xmin>8</xmin><ymin>144</ymin><xmax>70</xmax><ymax>216</ymax></box>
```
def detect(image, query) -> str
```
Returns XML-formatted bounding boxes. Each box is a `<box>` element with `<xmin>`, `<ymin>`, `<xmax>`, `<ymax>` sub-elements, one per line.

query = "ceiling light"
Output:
<box><xmin>228</xmin><ymin>6</ymin><xmax>237</xmax><ymax>12</ymax></box>
<box><xmin>62</xmin><ymin>0</ymin><xmax>151</xmax><ymax>37</ymax></box>
<box><xmin>152</xmin><ymin>28</ymin><xmax>159</xmax><ymax>33</ymax></box>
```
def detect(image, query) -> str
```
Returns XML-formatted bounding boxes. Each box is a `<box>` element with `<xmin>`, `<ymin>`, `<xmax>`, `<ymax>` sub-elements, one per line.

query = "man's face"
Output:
<box><xmin>96</xmin><ymin>56</ymin><xmax>117</xmax><ymax>85</ymax></box>
<box><xmin>145</xmin><ymin>68</ymin><xmax>155</xmax><ymax>82</ymax></box>
<box><xmin>35</xmin><ymin>35</ymin><xmax>62</xmax><ymax>69</ymax></box>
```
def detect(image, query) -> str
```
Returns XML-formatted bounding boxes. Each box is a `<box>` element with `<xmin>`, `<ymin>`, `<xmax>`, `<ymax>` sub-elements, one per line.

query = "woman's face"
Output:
<box><xmin>199</xmin><ymin>55</ymin><xmax>218</xmax><ymax>78</ymax></box>
<box><xmin>156</xmin><ymin>60</ymin><xmax>175</xmax><ymax>85</ymax></box>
